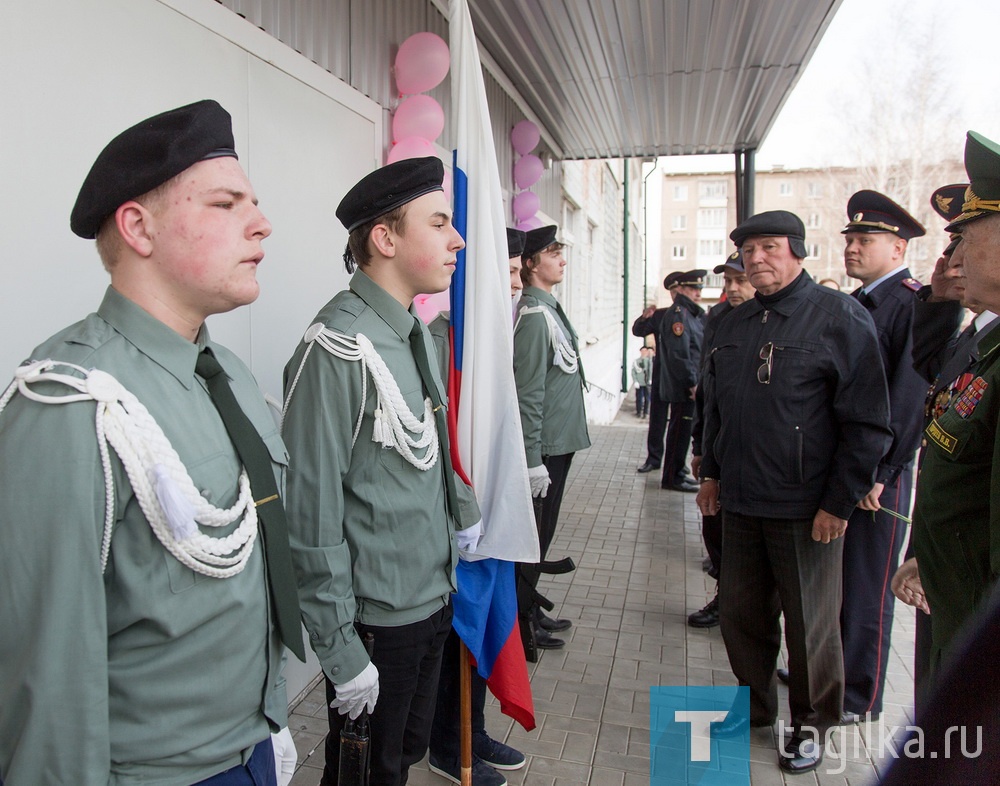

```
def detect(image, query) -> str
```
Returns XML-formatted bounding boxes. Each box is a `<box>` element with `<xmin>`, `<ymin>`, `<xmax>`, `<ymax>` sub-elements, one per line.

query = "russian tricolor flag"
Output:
<box><xmin>446</xmin><ymin>0</ymin><xmax>539</xmax><ymax>731</ymax></box>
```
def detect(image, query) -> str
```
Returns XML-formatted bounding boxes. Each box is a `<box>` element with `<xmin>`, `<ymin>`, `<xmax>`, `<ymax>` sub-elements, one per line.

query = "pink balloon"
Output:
<box><xmin>394</xmin><ymin>32</ymin><xmax>450</xmax><ymax>95</ymax></box>
<box><xmin>386</xmin><ymin>136</ymin><xmax>437</xmax><ymax>165</ymax></box>
<box><xmin>392</xmin><ymin>95</ymin><xmax>445</xmax><ymax>143</ymax></box>
<box><xmin>513</xmin><ymin>155</ymin><xmax>543</xmax><ymax>190</ymax></box>
<box><xmin>510</xmin><ymin>120</ymin><xmax>540</xmax><ymax>156</ymax></box>
<box><xmin>512</xmin><ymin>190</ymin><xmax>540</xmax><ymax>222</ymax></box>
<box><xmin>516</xmin><ymin>216</ymin><xmax>543</xmax><ymax>231</ymax></box>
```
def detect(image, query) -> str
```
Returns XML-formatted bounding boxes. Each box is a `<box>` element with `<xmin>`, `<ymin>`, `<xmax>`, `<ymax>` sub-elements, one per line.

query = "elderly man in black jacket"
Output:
<box><xmin>632</xmin><ymin>270</ymin><xmax>707</xmax><ymax>491</ymax></box>
<box><xmin>698</xmin><ymin>210</ymin><xmax>891</xmax><ymax>775</ymax></box>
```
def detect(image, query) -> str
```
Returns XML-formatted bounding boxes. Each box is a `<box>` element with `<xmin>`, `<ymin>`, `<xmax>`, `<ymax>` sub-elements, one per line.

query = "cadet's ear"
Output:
<box><xmin>115</xmin><ymin>201</ymin><xmax>154</xmax><ymax>258</ymax></box>
<box><xmin>369</xmin><ymin>223</ymin><xmax>397</xmax><ymax>258</ymax></box>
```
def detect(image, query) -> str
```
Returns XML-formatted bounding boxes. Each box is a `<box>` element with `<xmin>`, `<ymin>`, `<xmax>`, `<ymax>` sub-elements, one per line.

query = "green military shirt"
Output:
<box><xmin>914</xmin><ymin>323</ymin><xmax>1000</xmax><ymax>670</ymax></box>
<box><xmin>0</xmin><ymin>287</ymin><xmax>287</xmax><ymax>786</ymax></box>
<box><xmin>282</xmin><ymin>271</ymin><xmax>479</xmax><ymax>686</ymax></box>
<box><xmin>513</xmin><ymin>286</ymin><xmax>591</xmax><ymax>467</ymax></box>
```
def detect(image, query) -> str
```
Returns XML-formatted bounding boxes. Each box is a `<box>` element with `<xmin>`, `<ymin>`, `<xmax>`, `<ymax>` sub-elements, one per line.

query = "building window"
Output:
<box><xmin>807</xmin><ymin>182</ymin><xmax>823</xmax><ymax>198</ymax></box>
<box><xmin>806</xmin><ymin>243</ymin><xmax>820</xmax><ymax>259</ymax></box>
<box><xmin>673</xmin><ymin>184</ymin><xmax>688</xmax><ymax>201</ymax></box>
<box><xmin>779</xmin><ymin>182</ymin><xmax>793</xmax><ymax>197</ymax></box>
<box><xmin>672</xmin><ymin>244</ymin><xmax>686</xmax><ymax>260</ymax></box>
<box><xmin>807</xmin><ymin>213</ymin><xmax>821</xmax><ymax>229</ymax></box>
<box><xmin>698</xmin><ymin>208</ymin><xmax>726</xmax><ymax>228</ymax></box>
<box><xmin>672</xmin><ymin>214</ymin><xmax>687</xmax><ymax>231</ymax></box>
<box><xmin>699</xmin><ymin>180</ymin><xmax>727</xmax><ymax>199</ymax></box>
<box><xmin>698</xmin><ymin>239</ymin><xmax>724</xmax><ymax>256</ymax></box>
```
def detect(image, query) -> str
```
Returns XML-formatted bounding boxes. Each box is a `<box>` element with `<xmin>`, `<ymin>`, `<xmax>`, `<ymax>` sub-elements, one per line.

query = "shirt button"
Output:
<box><xmin>921</xmin><ymin>439</ymin><xmax>927</xmax><ymax>448</ymax></box>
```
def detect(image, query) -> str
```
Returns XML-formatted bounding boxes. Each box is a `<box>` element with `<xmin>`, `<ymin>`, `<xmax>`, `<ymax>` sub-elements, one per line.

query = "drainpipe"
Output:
<box><xmin>622</xmin><ymin>163</ymin><xmax>630</xmax><ymax>393</ymax></box>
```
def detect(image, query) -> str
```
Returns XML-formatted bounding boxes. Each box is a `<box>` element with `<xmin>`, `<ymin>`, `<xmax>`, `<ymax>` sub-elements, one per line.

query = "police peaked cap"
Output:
<box><xmin>930</xmin><ymin>184</ymin><xmax>969</xmax><ymax>222</ymax></box>
<box><xmin>337</xmin><ymin>157</ymin><xmax>444</xmax><ymax>232</ymax></box>
<box><xmin>506</xmin><ymin>227</ymin><xmax>526</xmax><ymax>258</ymax></box>
<box><xmin>947</xmin><ymin>131</ymin><xmax>1000</xmax><ymax>231</ymax></box>
<box><xmin>713</xmin><ymin>249</ymin><xmax>744</xmax><ymax>275</ymax></box>
<box><xmin>70</xmin><ymin>100</ymin><xmax>237</xmax><ymax>239</ymax></box>
<box><xmin>842</xmin><ymin>190</ymin><xmax>925</xmax><ymax>240</ymax></box>
<box><xmin>730</xmin><ymin>210</ymin><xmax>808</xmax><ymax>259</ymax></box>
<box><xmin>664</xmin><ymin>269</ymin><xmax>707</xmax><ymax>289</ymax></box>
<box><xmin>522</xmin><ymin>225</ymin><xmax>559</xmax><ymax>259</ymax></box>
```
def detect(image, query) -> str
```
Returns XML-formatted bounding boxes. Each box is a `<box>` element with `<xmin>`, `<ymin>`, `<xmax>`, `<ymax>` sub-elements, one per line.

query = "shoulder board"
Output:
<box><xmin>901</xmin><ymin>277</ymin><xmax>922</xmax><ymax>292</ymax></box>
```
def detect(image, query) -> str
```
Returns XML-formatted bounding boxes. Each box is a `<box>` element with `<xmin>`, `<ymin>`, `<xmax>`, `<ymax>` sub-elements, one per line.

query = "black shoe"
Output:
<box><xmin>536</xmin><ymin>609</ymin><xmax>572</xmax><ymax>632</ymax></box>
<box><xmin>532</xmin><ymin>626</ymin><xmax>565</xmax><ymax>649</ymax></box>
<box><xmin>429</xmin><ymin>753</ymin><xmax>507</xmax><ymax>785</ymax></box>
<box><xmin>776</xmin><ymin>668</ymin><xmax>789</xmax><ymax>685</ymax></box>
<box><xmin>778</xmin><ymin>736</ymin><xmax>824</xmax><ymax>774</ymax></box>
<box><xmin>664</xmin><ymin>480</ymin><xmax>699</xmax><ymax>493</ymax></box>
<box><xmin>687</xmin><ymin>595</ymin><xmax>720</xmax><ymax>628</ymax></box>
<box><xmin>473</xmin><ymin>732</ymin><xmax>526</xmax><ymax>771</ymax></box>
<box><xmin>637</xmin><ymin>461</ymin><xmax>660</xmax><ymax>473</ymax></box>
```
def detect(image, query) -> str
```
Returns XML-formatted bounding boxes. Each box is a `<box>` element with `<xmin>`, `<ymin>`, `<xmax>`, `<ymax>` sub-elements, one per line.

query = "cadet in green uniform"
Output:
<box><xmin>281</xmin><ymin>157</ymin><xmax>482</xmax><ymax>786</ymax></box>
<box><xmin>0</xmin><ymin>101</ymin><xmax>300</xmax><ymax>786</ymax></box>
<box><xmin>910</xmin><ymin>130</ymin><xmax>1000</xmax><ymax>676</ymax></box>
<box><xmin>513</xmin><ymin>225</ymin><xmax>591</xmax><ymax>655</ymax></box>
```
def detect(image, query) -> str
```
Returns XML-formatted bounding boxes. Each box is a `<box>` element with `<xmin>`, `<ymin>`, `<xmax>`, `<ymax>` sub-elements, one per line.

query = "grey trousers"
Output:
<box><xmin>719</xmin><ymin>510</ymin><xmax>845</xmax><ymax>736</ymax></box>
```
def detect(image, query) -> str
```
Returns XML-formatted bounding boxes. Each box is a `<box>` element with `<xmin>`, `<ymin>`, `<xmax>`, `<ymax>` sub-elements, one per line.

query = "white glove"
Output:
<box><xmin>456</xmin><ymin>520</ymin><xmax>483</xmax><ymax>555</ymax></box>
<box><xmin>528</xmin><ymin>464</ymin><xmax>551</xmax><ymax>498</ymax></box>
<box><xmin>270</xmin><ymin>727</ymin><xmax>297</xmax><ymax>786</ymax></box>
<box><xmin>330</xmin><ymin>661</ymin><xmax>379</xmax><ymax>720</ymax></box>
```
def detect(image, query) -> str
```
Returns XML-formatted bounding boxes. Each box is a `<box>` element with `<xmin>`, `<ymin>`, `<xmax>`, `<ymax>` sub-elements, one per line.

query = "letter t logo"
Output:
<box><xmin>674</xmin><ymin>710</ymin><xmax>726</xmax><ymax>761</ymax></box>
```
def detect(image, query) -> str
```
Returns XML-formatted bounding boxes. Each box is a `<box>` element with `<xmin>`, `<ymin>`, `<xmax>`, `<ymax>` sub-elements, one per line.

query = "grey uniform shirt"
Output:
<box><xmin>282</xmin><ymin>271</ymin><xmax>480</xmax><ymax>686</ymax></box>
<box><xmin>0</xmin><ymin>287</ymin><xmax>287</xmax><ymax>786</ymax></box>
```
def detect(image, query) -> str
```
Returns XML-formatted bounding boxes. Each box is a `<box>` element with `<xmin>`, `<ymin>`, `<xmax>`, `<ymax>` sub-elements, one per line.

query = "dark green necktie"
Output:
<box><xmin>408</xmin><ymin>318</ymin><xmax>461</xmax><ymax>519</ymax></box>
<box><xmin>552</xmin><ymin>299</ymin><xmax>587</xmax><ymax>388</ymax></box>
<box><xmin>196</xmin><ymin>348</ymin><xmax>306</xmax><ymax>661</ymax></box>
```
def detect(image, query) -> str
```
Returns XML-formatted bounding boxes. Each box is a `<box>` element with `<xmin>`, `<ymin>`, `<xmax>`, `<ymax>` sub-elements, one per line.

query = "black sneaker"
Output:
<box><xmin>428</xmin><ymin>754</ymin><xmax>507</xmax><ymax>786</ymax></box>
<box><xmin>473</xmin><ymin>731</ymin><xmax>526</xmax><ymax>771</ymax></box>
<box><xmin>687</xmin><ymin>595</ymin><xmax>720</xmax><ymax>628</ymax></box>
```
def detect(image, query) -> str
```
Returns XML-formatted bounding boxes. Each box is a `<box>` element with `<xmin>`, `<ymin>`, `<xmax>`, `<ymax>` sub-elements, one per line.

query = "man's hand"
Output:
<box><xmin>527</xmin><ymin>464</ymin><xmax>551</xmax><ymax>498</ymax></box>
<box><xmin>641</xmin><ymin>305</ymin><xmax>656</xmax><ymax>319</ymax></box>
<box><xmin>857</xmin><ymin>482</ymin><xmax>885</xmax><ymax>511</ymax></box>
<box><xmin>928</xmin><ymin>252</ymin><xmax>966</xmax><ymax>302</ymax></box>
<box><xmin>270</xmin><ymin>727</ymin><xmax>297</xmax><ymax>786</ymax></box>
<box><xmin>812</xmin><ymin>509</ymin><xmax>847</xmax><ymax>543</ymax></box>
<box><xmin>892</xmin><ymin>557</ymin><xmax>930</xmax><ymax>614</ymax></box>
<box><xmin>456</xmin><ymin>520</ymin><xmax>482</xmax><ymax>556</ymax></box>
<box><xmin>330</xmin><ymin>661</ymin><xmax>379</xmax><ymax>719</ymax></box>
<box><xmin>691</xmin><ymin>455</ymin><xmax>702</xmax><ymax>481</ymax></box>
<box><xmin>697</xmin><ymin>479</ymin><xmax>720</xmax><ymax>517</ymax></box>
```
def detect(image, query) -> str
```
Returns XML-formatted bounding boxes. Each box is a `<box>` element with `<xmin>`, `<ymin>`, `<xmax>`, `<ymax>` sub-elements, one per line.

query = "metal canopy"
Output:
<box><xmin>466</xmin><ymin>0</ymin><xmax>843</xmax><ymax>160</ymax></box>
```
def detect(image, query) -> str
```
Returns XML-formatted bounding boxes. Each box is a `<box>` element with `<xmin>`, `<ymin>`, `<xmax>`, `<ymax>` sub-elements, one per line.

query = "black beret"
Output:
<box><xmin>947</xmin><ymin>131</ymin><xmax>1000</xmax><ymax>231</ymax></box>
<box><xmin>70</xmin><ymin>100</ymin><xmax>237</xmax><ymax>239</ymax></box>
<box><xmin>664</xmin><ymin>269</ymin><xmax>707</xmax><ymax>289</ymax></box>
<box><xmin>713</xmin><ymin>249</ymin><xmax>744</xmax><ymax>275</ymax></box>
<box><xmin>336</xmin><ymin>157</ymin><xmax>444</xmax><ymax>232</ymax></box>
<box><xmin>522</xmin><ymin>225</ymin><xmax>559</xmax><ymax>259</ymax></box>
<box><xmin>842</xmin><ymin>190</ymin><xmax>925</xmax><ymax>240</ymax></box>
<box><xmin>506</xmin><ymin>227</ymin><xmax>526</xmax><ymax>258</ymax></box>
<box><xmin>730</xmin><ymin>210</ymin><xmax>808</xmax><ymax>259</ymax></box>
<box><xmin>930</xmin><ymin>184</ymin><xmax>968</xmax><ymax>222</ymax></box>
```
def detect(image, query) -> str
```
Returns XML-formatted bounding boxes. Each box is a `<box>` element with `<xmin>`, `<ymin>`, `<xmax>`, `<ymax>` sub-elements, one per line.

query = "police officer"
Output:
<box><xmin>838</xmin><ymin>190</ymin><xmax>928</xmax><ymax>724</ymax></box>
<box><xmin>698</xmin><ymin>210</ymin><xmax>890</xmax><ymax>774</ymax></box>
<box><xmin>632</xmin><ymin>270</ymin><xmax>707</xmax><ymax>492</ymax></box>
<box><xmin>901</xmin><ymin>131</ymin><xmax>1000</xmax><ymax>682</ymax></box>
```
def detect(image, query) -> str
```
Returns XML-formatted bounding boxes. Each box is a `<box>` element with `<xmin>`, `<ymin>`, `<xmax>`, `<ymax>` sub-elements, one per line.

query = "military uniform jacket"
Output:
<box><xmin>282</xmin><ymin>271</ymin><xmax>480</xmax><ymax>686</ymax></box>
<box><xmin>691</xmin><ymin>299</ymin><xmax>737</xmax><ymax>457</ymax></box>
<box><xmin>911</xmin><ymin>286</ymin><xmax>966</xmax><ymax>387</ymax></box>
<box><xmin>631</xmin><ymin>354</ymin><xmax>652</xmax><ymax>387</ymax></box>
<box><xmin>701</xmin><ymin>272</ymin><xmax>892</xmax><ymax>520</ymax></box>
<box><xmin>513</xmin><ymin>286</ymin><xmax>591</xmax><ymax>467</ymax></box>
<box><xmin>0</xmin><ymin>288</ymin><xmax>287</xmax><ymax>786</ymax></box>
<box><xmin>913</xmin><ymin>324</ymin><xmax>1000</xmax><ymax>664</ymax></box>
<box><xmin>631</xmin><ymin>292</ymin><xmax>706</xmax><ymax>402</ymax></box>
<box><xmin>850</xmin><ymin>269</ymin><xmax>927</xmax><ymax>484</ymax></box>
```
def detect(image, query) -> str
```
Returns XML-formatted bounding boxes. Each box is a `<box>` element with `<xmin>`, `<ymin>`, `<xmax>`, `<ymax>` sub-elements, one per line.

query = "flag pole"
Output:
<box><xmin>460</xmin><ymin>641</ymin><xmax>473</xmax><ymax>786</ymax></box>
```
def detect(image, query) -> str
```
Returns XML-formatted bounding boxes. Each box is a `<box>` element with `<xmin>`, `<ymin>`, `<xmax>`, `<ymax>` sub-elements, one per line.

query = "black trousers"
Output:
<box><xmin>428</xmin><ymin>627</ymin><xmax>488</xmax><ymax>764</ymax></box>
<box><xmin>701</xmin><ymin>511</ymin><xmax>722</xmax><ymax>581</ymax></box>
<box><xmin>645</xmin><ymin>388</ymin><xmax>694</xmax><ymax>485</ymax></box>
<box><xmin>635</xmin><ymin>385</ymin><xmax>650</xmax><ymax>416</ymax></box>
<box><xmin>841</xmin><ymin>468</ymin><xmax>912</xmax><ymax>715</ymax></box>
<box><xmin>322</xmin><ymin>604</ymin><xmax>453</xmax><ymax>786</ymax></box>
<box><xmin>719</xmin><ymin>511</ymin><xmax>844</xmax><ymax>736</ymax></box>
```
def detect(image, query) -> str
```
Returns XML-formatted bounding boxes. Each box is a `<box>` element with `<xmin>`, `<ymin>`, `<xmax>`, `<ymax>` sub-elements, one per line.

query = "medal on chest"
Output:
<box><xmin>672</xmin><ymin>322</ymin><xmax>684</xmax><ymax>336</ymax></box>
